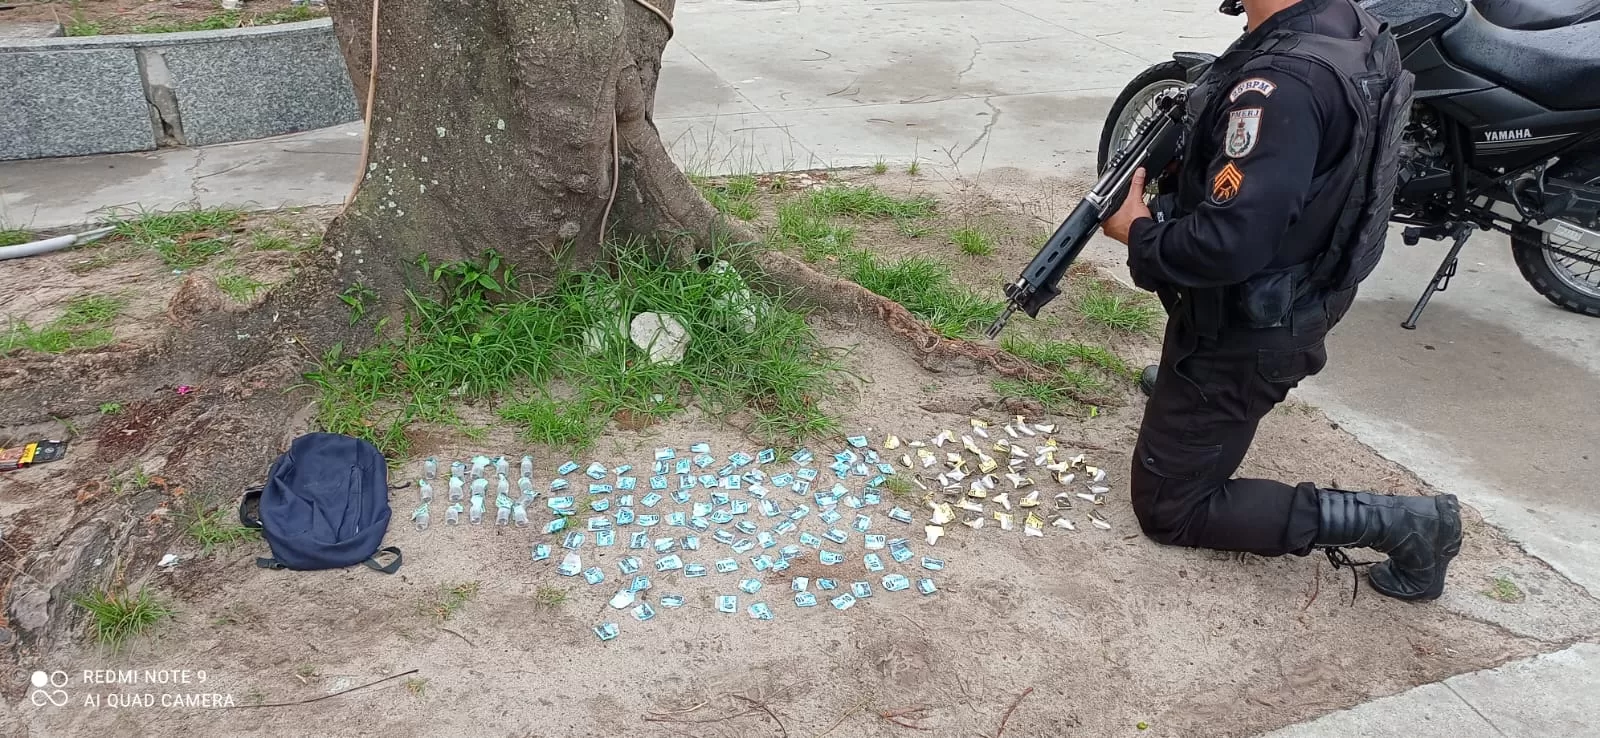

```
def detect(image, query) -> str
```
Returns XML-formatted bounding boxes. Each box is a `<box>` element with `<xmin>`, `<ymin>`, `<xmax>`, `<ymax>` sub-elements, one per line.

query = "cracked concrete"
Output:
<box><xmin>1</xmin><ymin>1</ymin><xmax>1596</xmax><ymax>733</ymax></box>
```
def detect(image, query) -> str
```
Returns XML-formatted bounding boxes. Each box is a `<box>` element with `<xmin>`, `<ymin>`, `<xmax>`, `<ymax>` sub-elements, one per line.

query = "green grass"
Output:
<box><xmin>155</xmin><ymin>238</ymin><xmax>228</xmax><ymax>270</ymax></box>
<box><xmin>73</xmin><ymin>587</ymin><xmax>174</xmax><ymax>649</ymax></box>
<box><xmin>771</xmin><ymin>185</ymin><xmax>936</xmax><ymax>260</ymax></box>
<box><xmin>128</xmin><ymin>7</ymin><xmax>321</xmax><ymax>34</ymax></box>
<box><xmin>1</xmin><ymin>294</ymin><xmax>123</xmax><ymax>356</ymax></box>
<box><xmin>106</xmin><ymin>207</ymin><xmax>243</xmax><ymax>270</ymax></box>
<box><xmin>406</xmin><ymin>678</ymin><xmax>429</xmax><ymax>698</ymax></box>
<box><xmin>250</xmin><ymin>233</ymin><xmax>296</xmax><ymax>251</ymax></box>
<box><xmin>872</xmin><ymin>158</ymin><xmax>889</xmax><ymax>175</ymax></box>
<box><xmin>841</xmin><ymin>251</ymin><xmax>1003</xmax><ymax>339</ymax></box>
<box><xmin>993</xmin><ymin>335</ymin><xmax>1132</xmax><ymax>411</ymax></box>
<box><xmin>1486</xmin><ymin>575</ymin><xmax>1524</xmax><ymax>603</ymax></box>
<box><xmin>776</xmin><ymin>202</ymin><xmax>855</xmax><ymax>260</ymax></box>
<box><xmin>883</xmin><ymin>475</ymin><xmax>916</xmax><ymax>499</ymax></box>
<box><xmin>534</xmin><ymin>585</ymin><xmax>570</xmax><ymax>607</ymax></box>
<box><xmin>59</xmin><ymin>294</ymin><xmax>122</xmax><ymax>326</ymax></box>
<box><xmin>64</xmin><ymin>9</ymin><xmax>101</xmax><ymax>37</ymax></box>
<box><xmin>421</xmin><ymin>581</ymin><xmax>481</xmax><ymax>622</ymax></box>
<box><xmin>216</xmin><ymin>274</ymin><xmax>266</xmax><ymax>303</ymax></box>
<box><xmin>694</xmin><ymin>175</ymin><xmax>760</xmax><ymax>221</ymax></box>
<box><xmin>950</xmin><ymin>227</ymin><xmax>994</xmax><ymax>256</ymax></box>
<box><xmin>498</xmin><ymin>396</ymin><xmax>603</xmax><ymax>450</ymax></box>
<box><xmin>339</xmin><ymin>283</ymin><xmax>378</xmax><ymax>324</ymax></box>
<box><xmin>0</xmin><ymin>228</ymin><xmax>33</xmax><ymax>247</ymax></box>
<box><xmin>804</xmin><ymin>185</ymin><xmax>935</xmax><ymax>219</ymax></box>
<box><xmin>109</xmin><ymin>465</ymin><xmax>153</xmax><ymax>496</ymax></box>
<box><xmin>99</xmin><ymin>402</ymin><xmax>124</xmax><ymax>415</ymax></box>
<box><xmin>305</xmin><ymin>245</ymin><xmax>842</xmax><ymax>457</ymax></box>
<box><xmin>1077</xmin><ymin>281</ymin><xmax>1160</xmax><ymax>333</ymax></box>
<box><xmin>907</xmin><ymin>160</ymin><xmax>922</xmax><ymax>176</ymax></box>
<box><xmin>186</xmin><ymin>507</ymin><xmax>261</xmax><ymax>554</ymax></box>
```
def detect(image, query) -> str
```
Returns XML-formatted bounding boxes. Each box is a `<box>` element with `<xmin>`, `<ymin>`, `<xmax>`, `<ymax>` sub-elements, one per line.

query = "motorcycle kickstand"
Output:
<box><xmin>1402</xmin><ymin>222</ymin><xmax>1475</xmax><ymax>330</ymax></box>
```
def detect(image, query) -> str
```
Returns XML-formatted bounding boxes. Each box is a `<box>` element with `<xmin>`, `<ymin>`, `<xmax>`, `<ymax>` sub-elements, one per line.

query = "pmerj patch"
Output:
<box><xmin>1225</xmin><ymin>108</ymin><xmax>1262</xmax><ymax>159</ymax></box>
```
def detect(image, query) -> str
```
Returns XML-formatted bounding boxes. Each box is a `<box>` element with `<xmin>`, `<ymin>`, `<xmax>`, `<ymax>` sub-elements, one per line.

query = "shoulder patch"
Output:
<box><xmin>1228</xmin><ymin>77</ymin><xmax>1277</xmax><ymax>102</ymax></box>
<box><xmin>1224</xmin><ymin>107</ymin><xmax>1262</xmax><ymax>158</ymax></box>
<box><xmin>1211</xmin><ymin>162</ymin><xmax>1244</xmax><ymax>204</ymax></box>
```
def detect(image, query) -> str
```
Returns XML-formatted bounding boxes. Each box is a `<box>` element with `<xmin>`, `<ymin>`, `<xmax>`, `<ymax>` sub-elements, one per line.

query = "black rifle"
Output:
<box><xmin>985</xmin><ymin>89</ymin><xmax>1188</xmax><ymax>339</ymax></box>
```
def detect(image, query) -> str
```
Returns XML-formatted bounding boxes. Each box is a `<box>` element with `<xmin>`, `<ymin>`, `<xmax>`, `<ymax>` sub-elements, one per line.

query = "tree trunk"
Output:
<box><xmin>322</xmin><ymin>0</ymin><xmax>730</xmax><ymax>295</ymax></box>
<box><xmin>322</xmin><ymin>0</ymin><xmax>1056</xmax><ymax>384</ymax></box>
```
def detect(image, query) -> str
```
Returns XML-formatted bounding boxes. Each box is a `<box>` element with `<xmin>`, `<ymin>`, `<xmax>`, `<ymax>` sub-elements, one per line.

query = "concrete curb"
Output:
<box><xmin>0</xmin><ymin>19</ymin><xmax>359</xmax><ymax>161</ymax></box>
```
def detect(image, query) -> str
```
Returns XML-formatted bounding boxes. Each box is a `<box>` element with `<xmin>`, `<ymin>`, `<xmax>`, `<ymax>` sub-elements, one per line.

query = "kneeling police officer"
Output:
<box><xmin>1100</xmin><ymin>0</ymin><xmax>1462</xmax><ymax>601</ymax></box>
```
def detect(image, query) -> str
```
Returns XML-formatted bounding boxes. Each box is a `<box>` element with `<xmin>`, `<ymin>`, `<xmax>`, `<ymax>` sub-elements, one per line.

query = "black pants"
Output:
<box><xmin>1129</xmin><ymin>291</ymin><xmax>1354</xmax><ymax>557</ymax></box>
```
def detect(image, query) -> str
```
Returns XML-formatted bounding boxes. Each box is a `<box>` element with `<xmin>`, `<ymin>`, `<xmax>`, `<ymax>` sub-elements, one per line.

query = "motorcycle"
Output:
<box><xmin>1096</xmin><ymin>0</ymin><xmax>1600</xmax><ymax>327</ymax></box>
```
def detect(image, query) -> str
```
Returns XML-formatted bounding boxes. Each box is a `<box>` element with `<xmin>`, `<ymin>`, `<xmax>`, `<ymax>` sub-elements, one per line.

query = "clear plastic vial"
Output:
<box><xmin>450</xmin><ymin>460</ymin><xmax>465</xmax><ymax>479</ymax></box>
<box><xmin>413</xmin><ymin>503</ymin><xmax>430</xmax><ymax>531</ymax></box>
<box><xmin>520</xmin><ymin>455</ymin><xmax>534</xmax><ymax>479</ymax></box>
<box><xmin>469</xmin><ymin>495</ymin><xmax>485</xmax><ymax>525</ymax></box>
<box><xmin>518</xmin><ymin>477</ymin><xmax>535</xmax><ymax>503</ymax></box>
<box><xmin>513</xmin><ymin>503</ymin><xmax>529</xmax><ymax>527</ymax></box>
<box><xmin>446</xmin><ymin>503</ymin><xmax>463</xmax><ymax>526</ymax></box>
<box><xmin>418</xmin><ymin>479</ymin><xmax>433</xmax><ymax>502</ymax></box>
<box><xmin>449</xmin><ymin>476</ymin><xmax>465</xmax><ymax>502</ymax></box>
<box><xmin>496</xmin><ymin>473</ymin><xmax>511</xmax><ymax>499</ymax></box>
<box><xmin>494</xmin><ymin>456</ymin><xmax>509</xmax><ymax>478</ymax></box>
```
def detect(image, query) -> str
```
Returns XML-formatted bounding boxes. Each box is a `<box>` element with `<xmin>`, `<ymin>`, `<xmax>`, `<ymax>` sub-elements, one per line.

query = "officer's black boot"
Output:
<box><xmin>1313</xmin><ymin>489</ymin><xmax>1463</xmax><ymax>601</ymax></box>
<box><xmin>1138</xmin><ymin>365</ymin><xmax>1158</xmax><ymax>397</ymax></box>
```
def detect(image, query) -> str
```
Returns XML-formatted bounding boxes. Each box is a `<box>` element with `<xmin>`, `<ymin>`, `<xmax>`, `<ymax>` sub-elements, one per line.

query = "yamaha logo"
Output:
<box><xmin>1484</xmin><ymin>128</ymin><xmax>1533</xmax><ymax>142</ymax></box>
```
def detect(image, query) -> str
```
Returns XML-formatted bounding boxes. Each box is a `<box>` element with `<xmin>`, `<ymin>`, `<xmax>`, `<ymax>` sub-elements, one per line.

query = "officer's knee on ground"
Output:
<box><xmin>1129</xmin><ymin>462</ymin><xmax>1186</xmax><ymax>546</ymax></box>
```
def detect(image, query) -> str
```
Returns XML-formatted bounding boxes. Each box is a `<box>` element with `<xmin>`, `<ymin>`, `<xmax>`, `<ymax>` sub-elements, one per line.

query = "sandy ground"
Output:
<box><xmin>4</xmin><ymin>172</ymin><xmax>1597</xmax><ymax>737</ymax></box>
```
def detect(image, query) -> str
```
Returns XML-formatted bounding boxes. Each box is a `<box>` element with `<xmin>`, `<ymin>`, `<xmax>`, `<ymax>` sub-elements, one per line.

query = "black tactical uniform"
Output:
<box><xmin>1123</xmin><ymin>0</ymin><xmax>1463</xmax><ymax>601</ymax></box>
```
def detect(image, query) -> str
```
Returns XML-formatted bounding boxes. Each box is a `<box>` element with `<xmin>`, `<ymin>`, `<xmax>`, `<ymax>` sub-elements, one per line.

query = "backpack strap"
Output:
<box><xmin>256</xmin><ymin>546</ymin><xmax>401</xmax><ymax>572</ymax></box>
<box><xmin>362</xmin><ymin>546</ymin><xmax>403</xmax><ymax>574</ymax></box>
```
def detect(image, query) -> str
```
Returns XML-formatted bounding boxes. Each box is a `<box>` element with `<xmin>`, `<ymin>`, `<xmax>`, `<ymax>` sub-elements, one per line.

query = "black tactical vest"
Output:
<box><xmin>1179</xmin><ymin>0</ymin><xmax>1414</xmax><ymax>329</ymax></box>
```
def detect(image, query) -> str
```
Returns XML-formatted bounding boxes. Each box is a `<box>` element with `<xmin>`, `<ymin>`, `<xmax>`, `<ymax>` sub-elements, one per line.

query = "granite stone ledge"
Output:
<box><xmin>0</xmin><ymin>19</ymin><xmax>358</xmax><ymax>161</ymax></box>
<box><xmin>0</xmin><ymin>48</ymin><xmax>155</xmax><ymax>160</ymax></box>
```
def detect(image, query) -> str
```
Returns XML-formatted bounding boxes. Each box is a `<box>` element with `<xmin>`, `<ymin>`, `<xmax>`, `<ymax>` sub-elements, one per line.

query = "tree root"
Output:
<box><xmin>750</xmin><ymin>248</ymin><xmax>1060</xmax><ymax>383</ymax></box>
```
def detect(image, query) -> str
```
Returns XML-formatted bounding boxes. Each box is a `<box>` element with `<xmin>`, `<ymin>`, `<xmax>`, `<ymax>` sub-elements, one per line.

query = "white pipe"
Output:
<box><xmin>0</xmin><ymin>226</ymin><xmax>117</xmax><ymax>261</ymax></box>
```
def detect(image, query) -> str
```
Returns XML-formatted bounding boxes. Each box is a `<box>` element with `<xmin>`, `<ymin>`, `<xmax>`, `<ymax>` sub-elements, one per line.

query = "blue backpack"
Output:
<box><xmin>239</xmin><ymin>433</ymin><xmax>401</xmax><ymax>573</ymax></box>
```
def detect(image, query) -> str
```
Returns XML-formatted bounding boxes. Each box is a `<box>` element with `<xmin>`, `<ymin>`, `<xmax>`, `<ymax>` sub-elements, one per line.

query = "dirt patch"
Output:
<box><xmin>3</xmin><ymin>179</ymin><xmax>1598</xmax><ymax>738</ymax></box>
<box><xmin>1</xmin><ymin>1</ymin><xmax>326</xmax><ymax>35</ymax></box>
<box><xmin>93</xmin><ymin>394</ymin><xmax>194</xmax><ymax>462</ymax></box>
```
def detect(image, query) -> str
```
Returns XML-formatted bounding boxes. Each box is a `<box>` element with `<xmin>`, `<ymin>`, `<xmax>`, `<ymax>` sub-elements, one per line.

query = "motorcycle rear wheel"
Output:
<box><xmin>1097</xmin><ymin>61</ymin><xmax>1188</xmax><ymax>174</ymax></box>
<box><xmin>1510</xmin><ymin>225</ymin><xmax>1600</xmax><ymax>317</ymax></box>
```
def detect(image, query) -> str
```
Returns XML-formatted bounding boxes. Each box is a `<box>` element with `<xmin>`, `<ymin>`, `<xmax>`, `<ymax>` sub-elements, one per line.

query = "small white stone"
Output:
<box><xmin>436</xmin><ymin>127</ymin><xmax>447</xmax><ymax>137</ymax></box>
<box><xmin>629</xmin><ymin>312</ymin><xmax>690</xmax><ymax>364</ymax></box>
<box><xmin>496</xmin><ymin>119</ymin><xmax>506</xmax><ymax>130</ymax></box>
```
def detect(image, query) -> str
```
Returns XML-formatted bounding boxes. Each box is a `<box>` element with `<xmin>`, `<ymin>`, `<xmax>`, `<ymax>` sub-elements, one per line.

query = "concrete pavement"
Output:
<box><xmin>2</xmin><ymin>1</ymin><xmax>1596</xmax><ymax>735</ymax></box>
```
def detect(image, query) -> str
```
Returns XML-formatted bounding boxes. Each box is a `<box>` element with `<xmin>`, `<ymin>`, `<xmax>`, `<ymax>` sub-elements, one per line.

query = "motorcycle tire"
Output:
<box><xmin>1097</xmin><ymin>61</ymin><xmax>1188</xmax><ymax>174</ymax></box>
<box><xmin>1509</xmin><ymin>226</ymin><xmax>1600</xmax><ymax>318</ymax></box>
